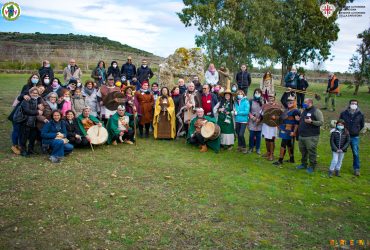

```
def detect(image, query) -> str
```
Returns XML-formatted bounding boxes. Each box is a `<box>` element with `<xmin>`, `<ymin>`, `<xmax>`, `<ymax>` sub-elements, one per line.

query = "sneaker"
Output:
<box><xmin>49</xmin><ymin>156</ymin><xmax>60</xmax><ymax>163</ymax></box>
<box><xmin>112</xmin><ymin>141</ymin><xmax>118</xmax><ymax>146</ymax></box>
<box><xmin>335</xmin><ymin>170</ymin><xmax>341</xmax><ymax>177</ymax></box>
<box><xmin>306</xmin><ymin>167</ymin><xmax>314</xmax><ymax>174</ymax></box>
<box><xmin>296</xmin><ymin>164</ymin><xmax>306</xmax><ymax>170</ymax></box>
<box><xmin>354</xmin><ymin>169</ymin><xmax>360</xmax><ymax>176</ymax></box>
<box><xmin>241</xmin><ymin>148</ymin><xmax>248</xmax><ymax>154</ymax></box>
<box><xmin>124</xmin><ymin>140</ymin><xmax>134</xmax><ymax>145</ymax></box>
<box><xmin>227</xmin><ymin>146</ymin><xmax>234</xmax><ymax>151</ymax></box>
<box><xmin>20</xmin><ymin>151</ymin><xmax>29</xmax><ymax>157</ymax></box>
<box><xmin>247</xmin><ymin>148</ymin><xmax>253</xmax><ymax>154</ymax></box>
<box><xmin>328</xmin><ymin>170</ymin><xmax>333</xmax><ymax>178</ymax></box>
<box><xmin>273</xmin><ymin>161</ymin><xmax>282</xmax><ymax>166</ymax></box>
<box><xmin>256</xmin><ymin>149</ymin><xmax>261</xmax><ymax>155</ymax></box>
<box><xmin>11</xmin><ymin>146</ymin><xmax>21</xmax><ymax>155</ymax></box>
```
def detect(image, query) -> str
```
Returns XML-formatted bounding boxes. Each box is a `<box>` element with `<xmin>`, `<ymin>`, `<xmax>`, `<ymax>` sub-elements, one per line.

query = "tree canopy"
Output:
<box><xmin>178</xmin><ymin>0</ymin><xmax>352</xmax><ymax>79</ymax></box>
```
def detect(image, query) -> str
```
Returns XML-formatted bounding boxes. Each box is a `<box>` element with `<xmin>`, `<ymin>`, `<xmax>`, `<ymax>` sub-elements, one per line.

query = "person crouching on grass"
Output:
<box><xmin>328</xmin><ymin>119</ymin><xmax>350</xmax><ymax>177</ymax></box>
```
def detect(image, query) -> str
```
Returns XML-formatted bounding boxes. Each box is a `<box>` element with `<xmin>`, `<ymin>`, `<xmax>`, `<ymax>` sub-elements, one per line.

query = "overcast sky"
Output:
<box><xmin>0</xmin><ymin>0</ymin><xmax>369</xmax><ymax>72</ymax></box>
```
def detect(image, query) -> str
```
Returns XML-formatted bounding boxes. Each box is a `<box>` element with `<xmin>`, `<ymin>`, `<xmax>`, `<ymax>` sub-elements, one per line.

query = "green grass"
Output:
<box><xmin>0</xmin><ymin>74</ymin><xmax>369</xmax><ymax>249</ymax></box>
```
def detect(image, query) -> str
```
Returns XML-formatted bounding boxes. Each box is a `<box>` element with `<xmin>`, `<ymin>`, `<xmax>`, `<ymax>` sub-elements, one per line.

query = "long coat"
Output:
<box><xmin>135</xmin><ymin>91</ymin><xmax>154</xmax><ymax>125</ymax></box>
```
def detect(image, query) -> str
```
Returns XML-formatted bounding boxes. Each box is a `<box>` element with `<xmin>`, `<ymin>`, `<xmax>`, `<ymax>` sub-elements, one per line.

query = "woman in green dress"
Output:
<box><xmin>217</xmin><ymin>88</ymin><xmax>235</xmax><ymax>150</ymax></box>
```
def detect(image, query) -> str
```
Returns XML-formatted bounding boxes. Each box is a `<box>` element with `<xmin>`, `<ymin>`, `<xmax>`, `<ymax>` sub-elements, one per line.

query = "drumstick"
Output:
<box><xmin>89</xmin><ymin>142</ymin><xmax>94</xmax><ymax>152</ymax></box>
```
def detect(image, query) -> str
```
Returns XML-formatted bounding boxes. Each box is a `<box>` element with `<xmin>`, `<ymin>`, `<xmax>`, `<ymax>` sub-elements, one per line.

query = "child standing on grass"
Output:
<box><xmin>329</xmin><ymin>119</ymin><xmax>350</xmax><ymax>177</ymax></box>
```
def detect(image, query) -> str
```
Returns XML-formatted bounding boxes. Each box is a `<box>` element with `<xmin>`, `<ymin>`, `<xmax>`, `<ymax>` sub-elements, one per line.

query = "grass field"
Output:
<box><xmin>0</xmin><ymin>74</ymin><xmax>369</xmax><ymax>249</ymax></box>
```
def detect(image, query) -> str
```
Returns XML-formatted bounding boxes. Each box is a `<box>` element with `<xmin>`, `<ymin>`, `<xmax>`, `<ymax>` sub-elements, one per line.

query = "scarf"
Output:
<box><xmin>140</xmin><ymin>88</ymin><xmax>150</xmax><ymax>94</ymax></box>
<box><xmin>83</xmin><ymin>87</ymin><xmax>94</xmax><ymax>96</ymax></box>
<box><xmin>98</xmin><ymin>67</ymin><xmax>106</xmax><ymax>81</ymax></box>
<box><xmin>46</xmin><ymin>101</ymin><xmax>58</xmax><ymax>111</ymax></box>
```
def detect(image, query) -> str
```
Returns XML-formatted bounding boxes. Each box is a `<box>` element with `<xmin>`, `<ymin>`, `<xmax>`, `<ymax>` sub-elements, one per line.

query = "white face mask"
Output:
<box><xmin>64</xmin><ymin>97</ymin><xmax>71</xmax><ymax>102</ymax></box>
<box><xmin>44</xmin><ymin>79</ymin><xmax>50</xmax><ymax>85</ymax></box>
<box><xmin>142</xmin><ymin>64</ymin><xmax>147</xmax><ymax>68</ymax></box>
<box><xmin>299</xmin><ymin>76</ymin><xmax>303</xmax><ymax>80</ymax></box>
<box><xmin>77</xmin><ymin>82</ymin><xmax>81</xmax><ymax>88</ymax></box>
<box><xmin>350</xmin><ymin>104</ymin><xmax>357</xmax><ymax>110</ymax></box>
<box><xmin>254</xmin><ymin>94</ymin><xmax>261</xmax><ymax>98</ymax></box>
<box><xmin>113</xmin><ymin>64</ymin><xmax>117</xmax><ymax>68</ymax></box>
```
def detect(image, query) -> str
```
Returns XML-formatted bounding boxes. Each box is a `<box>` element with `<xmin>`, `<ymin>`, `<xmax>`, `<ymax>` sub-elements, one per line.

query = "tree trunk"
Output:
<box><xmin>281</xmin><ymin>60</ymin><xmax>290</xmax><ymax>86</ymax></box>
<box><xmin>354</xmin><ymin>83</ymin><xmax>360</xmax><ymax>95</ymax></box>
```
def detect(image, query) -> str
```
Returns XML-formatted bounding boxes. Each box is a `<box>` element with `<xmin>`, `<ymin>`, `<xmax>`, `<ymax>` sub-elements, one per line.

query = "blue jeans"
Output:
<box><xmin>350</xmin><ymin>136</ymin><xmax>360</xmax><ymax>170</ymax></box>
<box><xmin>11</xmin><ymin>122</ymin><xmax>20</xmax><ymax>145</ymax></box>
<box><xmin>249</xmin><ymin>130</ymin><xmax>261</xmax><ymax>150</ymax></box>
<box><xmin>235</xmin><ymin>122</ymin><xmax>247</xmax><ymax>148</ymax></box>
<box><xmin>46</xmin><ymin>139</ymin><xmax>74</xmax><ymax>157</ymax></box>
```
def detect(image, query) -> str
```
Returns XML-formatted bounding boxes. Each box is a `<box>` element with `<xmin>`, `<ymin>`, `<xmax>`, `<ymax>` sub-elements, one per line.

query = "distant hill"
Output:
<box><xmin>0</xmin><ymin>32</ymin><xmax>163</xmax><ymax>71</ymax></box>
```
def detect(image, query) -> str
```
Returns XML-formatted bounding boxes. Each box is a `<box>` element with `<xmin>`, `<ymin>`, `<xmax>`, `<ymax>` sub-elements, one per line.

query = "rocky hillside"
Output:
<box><xmin>0</xmin><ymin>32</ymin><xmax>163</xmax><ymax>71</ymax></box>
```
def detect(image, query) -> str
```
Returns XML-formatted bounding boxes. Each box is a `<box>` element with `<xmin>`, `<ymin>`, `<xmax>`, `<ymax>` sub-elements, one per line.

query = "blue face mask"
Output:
<box><xmin>237</xmin><ymin>95</ymin><xmax>243</xmax><ymax>100</ymax></box>
<box><xmin>302</xmin><ymin>103</ymin><xmax>308</xmax><ymax>109</ymax></box>
<box><xmin>232</xmin><ymin>87</ymin><xmax>237</xmax><ymax>92</ymax></box>
<box><xmin>337</xmin><ymin>125</ymin><xmax>344</xmax><ymax>130</ymax></box>
<box><xmin>31</xmin><ymin>78</ymin><xmax>38</xmax><ymax>85</ymax></box>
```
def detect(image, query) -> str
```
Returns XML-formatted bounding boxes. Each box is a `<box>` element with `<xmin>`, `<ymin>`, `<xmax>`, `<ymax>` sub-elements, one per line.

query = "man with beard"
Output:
<box><xmin>176</xmin><ymin>82</ymin><xmax>202</xmax><ymax>137</ymax></box>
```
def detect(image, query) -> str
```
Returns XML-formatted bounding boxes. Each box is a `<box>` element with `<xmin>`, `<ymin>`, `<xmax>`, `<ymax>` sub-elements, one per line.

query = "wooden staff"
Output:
<box><xmin>134</xmin><ymin>111</ymin><xmax>137</xmax><ymax>146</ymax></box>
<box><xmin>274</xmin><ymin>84</ymin><xmax>321</xmax><ymax>100</ymax></box>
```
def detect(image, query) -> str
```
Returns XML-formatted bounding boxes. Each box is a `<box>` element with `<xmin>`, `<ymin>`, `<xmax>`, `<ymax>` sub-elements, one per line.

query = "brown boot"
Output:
<box><xmin>200</xmin><ymin>144</ymin><xmax>208</xmax><ymax>152</ymax></box>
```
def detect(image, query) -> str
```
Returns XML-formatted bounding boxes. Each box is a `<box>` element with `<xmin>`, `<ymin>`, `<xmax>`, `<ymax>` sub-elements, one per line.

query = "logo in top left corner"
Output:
<box><xmin>2</xmin><ymin>2</ymin><xmax>21</xmax><ymax>21</ymax></box>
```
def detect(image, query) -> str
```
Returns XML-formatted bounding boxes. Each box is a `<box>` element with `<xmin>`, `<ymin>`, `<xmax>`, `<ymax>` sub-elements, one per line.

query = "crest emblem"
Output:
<box><xmin>320</xmin><ymin>2</ymin><xmax>336</xmax><ymax>18</ymax></box>
<box><xmin>2</xmin><ymin>2</ymin><xmax>21</xmax><ymax>21</ymax></box>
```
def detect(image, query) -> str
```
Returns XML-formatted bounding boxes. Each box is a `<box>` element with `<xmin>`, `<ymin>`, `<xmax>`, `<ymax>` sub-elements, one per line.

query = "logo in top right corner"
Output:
<box><xmin>320</xmin><ymin>2</ymin><xmax>336</xmax><ymax>18</ymax></box>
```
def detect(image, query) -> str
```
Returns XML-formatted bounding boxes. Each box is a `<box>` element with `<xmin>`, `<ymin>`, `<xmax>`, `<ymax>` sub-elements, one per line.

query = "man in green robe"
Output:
<box><xmin>187</xmin><ymin>108</ymin><xmax>220</xmax><ymax>153</ymax></box>
<box><xmin>106</xmin><ymin>105</ymin><xmax>135</xmax><ymax>145</ymax></box>
<box><xmin>76</xmin><ymin>107</ymin><xmax>104</xmax><ymax>142</ymax></box>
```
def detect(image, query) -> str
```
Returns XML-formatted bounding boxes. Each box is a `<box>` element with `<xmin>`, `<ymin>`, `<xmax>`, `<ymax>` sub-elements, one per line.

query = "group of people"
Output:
<box><xmin>7</xmin><ymin>59</ymin><xmax>365</xmax><ymax>177</ymax></box>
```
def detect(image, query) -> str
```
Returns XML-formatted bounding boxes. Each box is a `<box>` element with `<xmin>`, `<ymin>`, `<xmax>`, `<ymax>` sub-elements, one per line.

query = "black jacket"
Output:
<box><xmin>236</xmin><ymin>71</ymin><xmax>251</xmax><ymax>89</ymax></box>
<box><xmin>136</xmin><ymin>66</ymin><xmax>154</xmax><ymax>83</ymax></box>
<box><xmin>121</xmin><ymin>63</ymin><xmax>137</xmax><ymax>80</ymax></box>
<box><xmin>21</xmin><ymin>98</ymin><xmax>40</xmax><ymax>127</ymax></box>
<box><xmin>339</xmin><ymin>108</ymin><xmax>365</xmax><ymax>137</ymax></box>
<box><xmin>107</xmin><ymin>61</ymin><xmax>121</xmax><ymax>81</ymax></box>
<box><xmin>65</xmin><ymin>118</ymin><xmax>83</xmax><ymax>142</ymax></box>
<box><xmin>39</xmin><ymin>66</ymin><xmax>54</xmax><ymax>80</ymax></box>
<box><xmin>330</xmin><ymin>129</ymin><xmax>350</xmax><ymax>152</ymax></box>
<box><xmin>297</xmin><ymin>79</ymin><xmax>309</xmax><ymax>90</ymax></box>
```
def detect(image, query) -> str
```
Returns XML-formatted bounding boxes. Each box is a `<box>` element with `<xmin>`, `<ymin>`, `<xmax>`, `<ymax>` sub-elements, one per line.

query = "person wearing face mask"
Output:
<box><xmin>323</xmin><ymin>72</ymin><xmax>339</xmax><ymax>111</ymax></box>
<box><xmin>107</xmin><ymin>60</ymin><xmax>121</xmax><ymax>81</ymax></box>
<box><xmin>19</xmin><ymin>87</ymin><xmax>43</xmax><ymax>156</ymax></box>
<box><xmin>296</xmin><ymin>73</ymin><xmax>309</xmax><ymax>109</ymax></box>
<box><xmin>41</xmin><ymin>74</ymin><xmax>51</xmax><ymax>87</ymax></box>
<box><xmin>234</xmin><ymin>90</ymin><xmax>250</xmax><ymax>154</ymax></box>
<box><xmin>63</xmin><ymin>58</ymin><xmax>82</xmax><ymax>83</ymax></box>
<box><xmin>58</xmin><ymin>90</ymin><xmax>72</xmax><ymax>117</ymax></box>
<box><xmin>297</xmin><ymin>98</ymin><xmax>324</xmax><ymax>173</ymax></box>
<box><xmin>247</xmin><ymin>89</ymin><xmax>264</xmax><ymax>154</ymax></box>
<box><xmin>121</xmin><ymin>56</ymin><xmax>137</xmax><ymax>81</ymax></box>
<box><xmin>38</xmin><ymin>60</ymin><xmax>54</xmax><ymax>80</ymax></box>
<box><xmin>45</xmin><ymin>77</ymin><xmax>64</xmax><ymax>98</ymax></box>
<box><xmin>231</xmin><ymin>84</ymin><xmax>238</xmax><ymax>94</ymax></box>
<box><xmin>328</xmin><ymin>119</ymin><xmax>350</xmax><ymax>177</ymax></box>
<box><xmin>339</xmin><ymin>100</ymin><xmax>365</xmax><ymax>176</ymax></box>
<box><xmin>201</xmin><ymin>84</ymin><xmax>218</xmax><ymax>117</ymax></box>
<box><xmin>273</xmin><ymin>97</ymin><xmax>300</xmax><ymax>166</ymax></box>
<box><xmin>17</xmin><ymin>74</ymin><xmax>40</xmax><ymax>103</ymax></box>
<box><xmin>284</xmin><ymin>67</ymin><xmax>299</xmax><ymax>89</ymax></box>
<box><xmin>136</xmin><ymin>59</ymin><xmax>154</xmax><ymax>84</ymax></box>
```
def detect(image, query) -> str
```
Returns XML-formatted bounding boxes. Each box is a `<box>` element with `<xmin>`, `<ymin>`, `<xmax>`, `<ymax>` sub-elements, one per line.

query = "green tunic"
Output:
<box><xmin>217</xmin><ymin>101</ymin><xmax>234</xmax><ymax>134</ymax></box>
<box><xmin>106</xmin><ymin>112</ymin><xmax>135</xmax><ymax>144</ymax></box>
<box><xmin>187</xmin><ymin>116</ymin><xmax>221</xmax><ymax>153</ymax></box>
<box><xmin>76</xmin><ymin>114</ymin><xmax>103</xmax><ymax>136</ymax></box>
